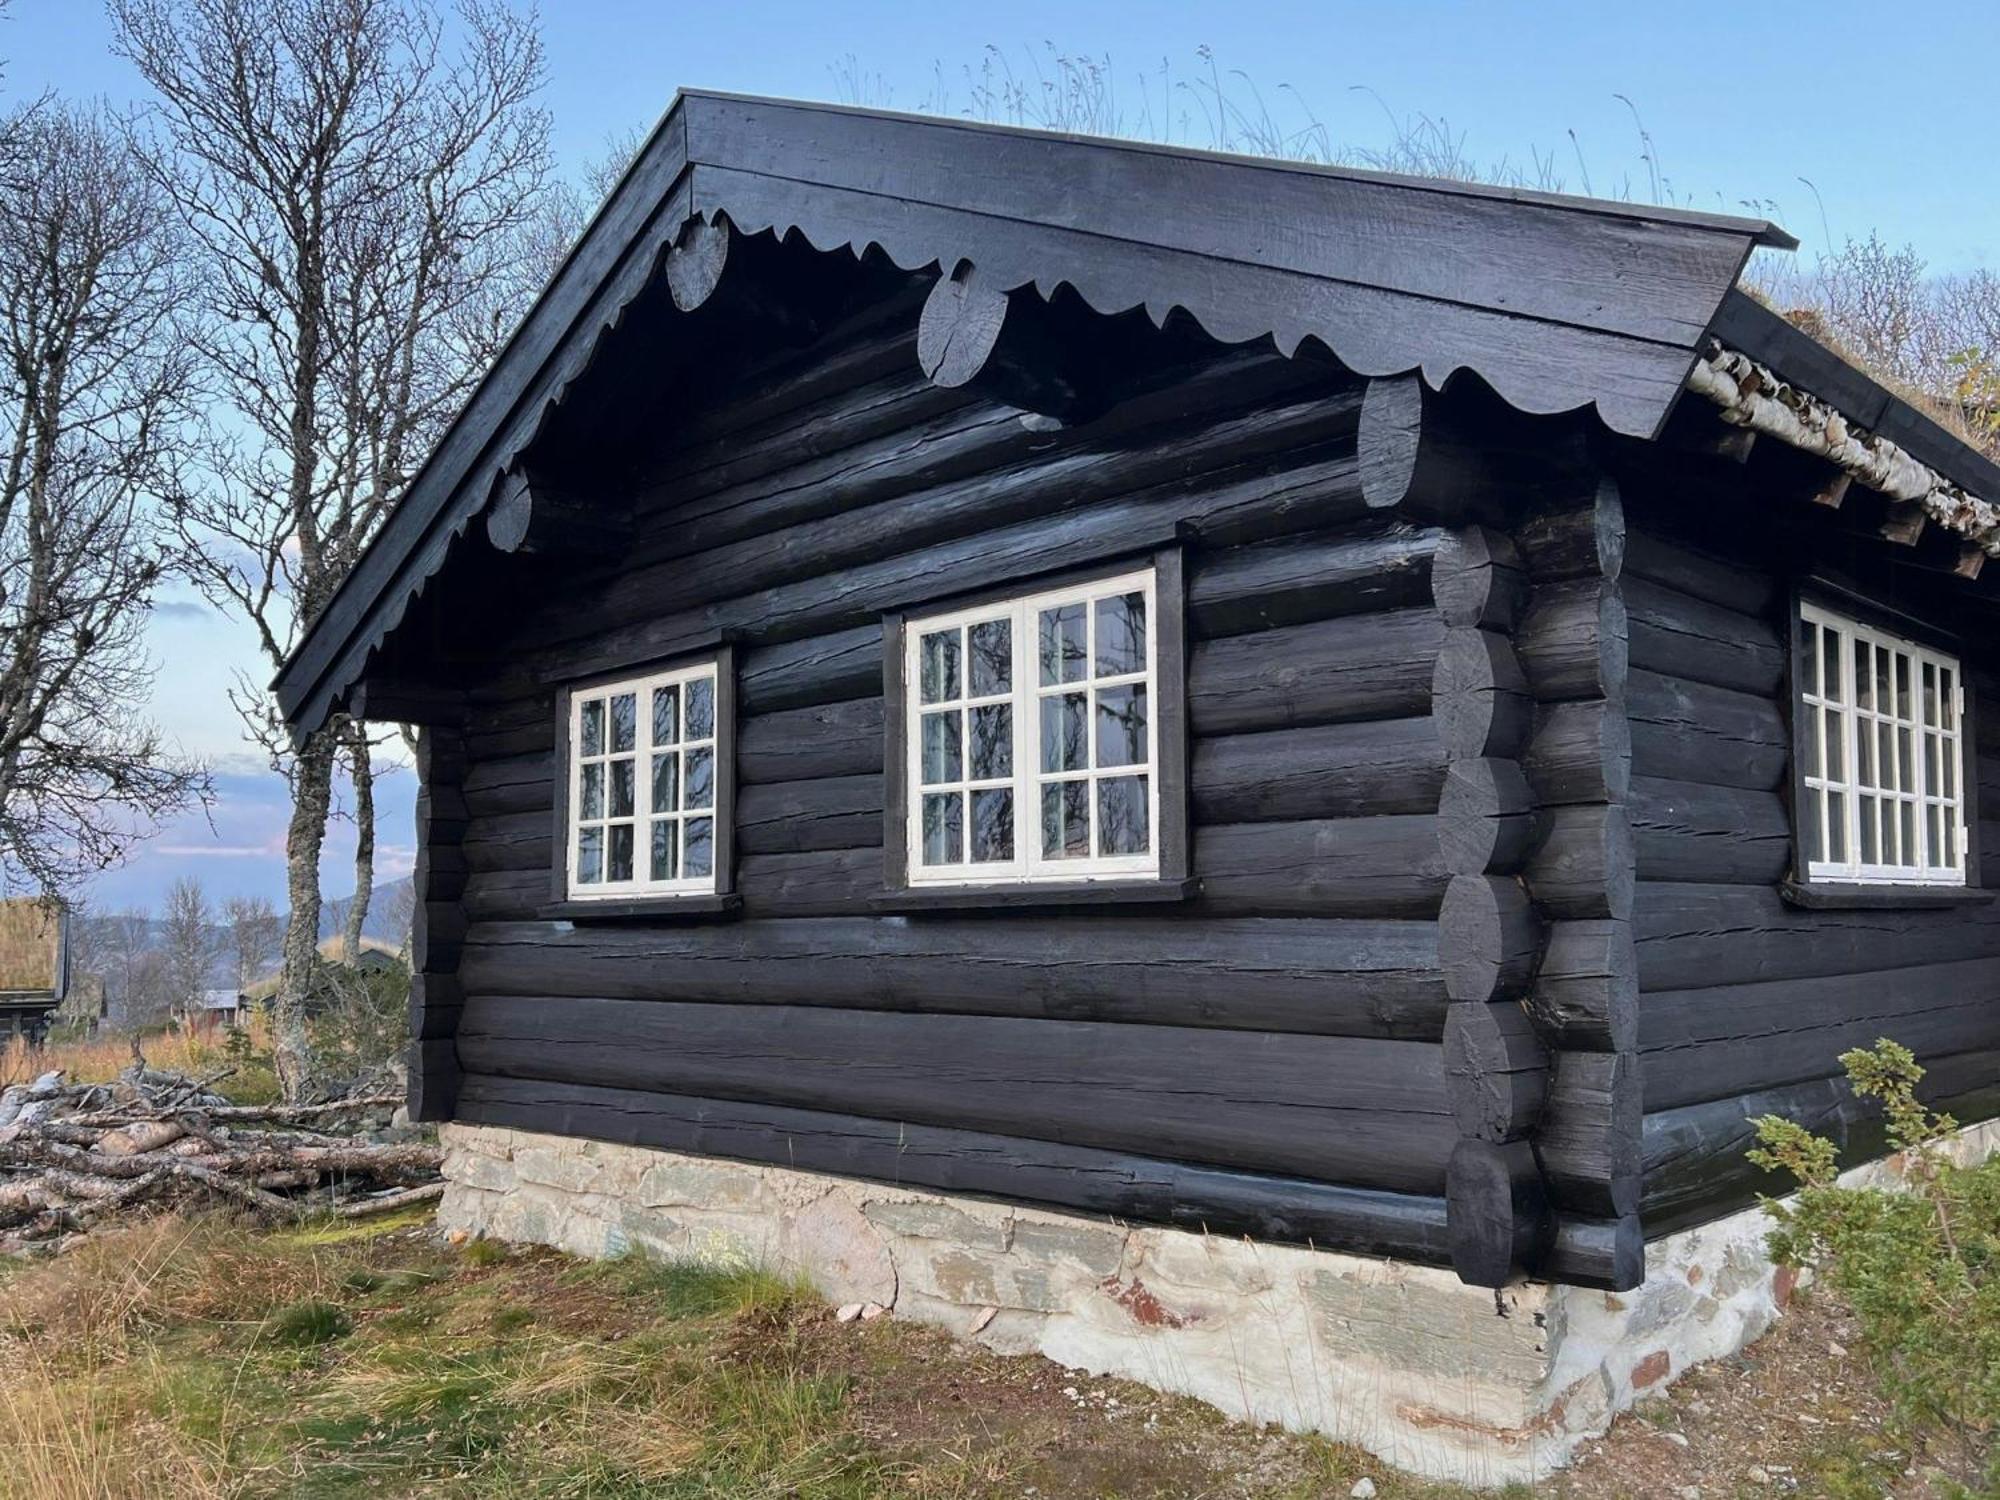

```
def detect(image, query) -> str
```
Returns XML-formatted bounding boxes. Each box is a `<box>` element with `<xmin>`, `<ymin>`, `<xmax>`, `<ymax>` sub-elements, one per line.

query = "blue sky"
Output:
<box><xmin>5</xmin><ymin>0</ymin><xmax>1994</xmax><ymax>912</ymax></box>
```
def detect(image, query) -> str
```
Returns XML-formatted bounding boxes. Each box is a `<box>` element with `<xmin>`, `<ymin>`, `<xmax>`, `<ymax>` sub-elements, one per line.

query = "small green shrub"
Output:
<box><xmin>264</xmin><ymin>1298</ymin><xmax>352</xmax><ymax>1348</ymax></box>
<box><xmin>1751</xmin><ymin>1040</ymin><xmax>2000</xmax><ymax>1493</ymax></box>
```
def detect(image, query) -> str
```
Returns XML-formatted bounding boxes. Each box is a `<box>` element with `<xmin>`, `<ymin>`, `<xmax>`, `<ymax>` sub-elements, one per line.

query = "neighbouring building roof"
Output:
<box><xmin>0</xmin><ymin>899</ymin><xmax>67</xmax><ymax>1001</ymax></box>
<box><xmin>271</xmin><ymin>91</ymin><xmax>1991</xmax><ymax>738</ymax></box>
<box><xmin>200</xmin><ymin>988</ymin><xmax>243</xmax><ymax>1012</ymax></box>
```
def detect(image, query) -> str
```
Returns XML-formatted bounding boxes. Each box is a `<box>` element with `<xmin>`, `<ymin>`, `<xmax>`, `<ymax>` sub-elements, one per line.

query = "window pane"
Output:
<box><xmin>608</xmin><ymin>824</ymin><xmax>634</xmax><ymax>882</ymax></box>
<box><xmin>684</xmin><ymin>746</ymin><xmax>714</xmax><ymax>810</ymax></box>
<box><xmin>650</xmin><ymin>819</ymin><xmax>679</xmax><ymax>881</ymax></box>
<box><xmin>971</xmin><ymin>788</ymin><xmax>1014</xmax><ymax>862</ymax></box>
<box><xmin>1821</xmin><ymin>630</ymin><xmax>1842</xmax><ymax>705</ymax></box>
<box><xmin>580</xmin><ymin>699</ymin><xmax>604</xmax><ymax>756</ymax></box>
<box><xmin>685</xmin><ymin>817</ymin><xmax>713</xmax><ymax>878</ymax></box>
<box><xmin>1096</xmin><ymin>685</ymin><xmax>1147</xmax><ymax>768</ymax></box>
<box><xmin>1802</xmin><ymin>791</ymin><xmax>1824</xmax><ymax>864</ymax></box>
<box><xmin>1931</xmin><ymin>802</ymin><xmax>1946</xmax><ymax>869</ymax></box>
<box><xmin>577</xmin><ymin>826</ymin><xmax>603</xmax><ymax>884</ymax></box>
<box><xmin>969</xmin><ymin>619</ymin><xmax>1011</xmax><ymax>696</ymax></box>
<box><xmin>1040</xmin><ymin>692</ymin><xmax>1088</xmax><ymax>773</ymax></box>
<box><xmin>1039</xmin><ymin>604</ymin><xmax>1087</xmax><ymax>686</ymax></box>
<box><xmin>1098</xmin><ymin>775</ymin><xmax>1150</xmax><ymax>856</ymax></box>
<box><xmin>921</xmin><ymin>710</ymin><xmax>962</xmax><ymax>786</ymax></box>
<box><xmin>1827</xmin><ymin>791</ymin><xmax>1848</xmax><ymax>862</ymax></box>
<box><xmin>610</xmin><ymin>693</ymin><xmax>637</xmax><ymax>753</ymax></box>
<box><xmin>920</xmin><ymin>629</ymin><xmax>960</xmax><ymax>704</ymax></box>
<box><xmin>1874</xmin><ymin>648</ymin><xmax>1892</xmax><ymax>722</ymax></box>
<box><xmin>1041</xmin><ymin>780</ymin><xmax>1090</xmax><ymax>858</ymax></box>
<box><xmin>609</xmin><ymin>759</ymin><xmax>635</xmax><ymax>817</ymax></box>
<box><xmin>1943</xmin><ymin>739</ymin><xmax>1957</xmax><ymax>799</ymax></box>
<box><xmin>653</xmin><ymin>685</ymin><xmax>679</xmax><ymax>745</ymax></box>
<box><xmin>1857</xmin><ymin>720</ymin><xmax>1874</xmax><ymax>787</ymax></box>
<box><xmin>652</xmin><ymin>753</ymin><xmax>679</xmax><ymax>813</ymax></box>
<box><xmin>1853</xmin><ymin>641</ymin><xmax>1871</xmax><ymax>714</ymax></box>
<box><xmin>970</xmin><ymin>704</ymin><xmax>1012</xmax><ymax>780</ymax></box>
<box><xmin>1895</xmin><ymin>654</ymin><xmax>1912</xmax><ymax>719</ymax></box>
<box><xmin>1859</xmin><ymin>796</ymin><xmax>1879</xmax><ymax>865</ymax></box>
<box><xmin>1826</xmin><ymin>717</ymin><xmax>1845</xmax><ymax>783</ymax></box>
<box><xmin>1802</xmin><ymin>708</ymin><xmax>1822</xmax><ymax>782</ymax></box>
<box><xmin>922</xmin><ymin>793</ymin><xmax>963</xmax><ymax>866</ymax></box>
<box><xmin>1941</xmin><ymin>669</ymin><xmax>1957</xmax><ymax>728</ymax></box>
<box><xmin>1923</xmin><ymin>662</ymin><xmax>1938</xmax><ymax>727</ymax></box>
<box><xmin>580</xmin><ymin>762</ymin><xmax>604</xmax><ymax>821</ymax></box>
<box><xmin>1896</xmin><ymin>723</ymin><xmax>1913</xmax><ymax>790</ymax></box>
<box><xmin>1095</xmin><ymin>592</ymin><xmax>1147</xmax><ymax>676</ymax></box>
<box><xmin>1945</xmin><ymin>804</ymin><xmax>1961</xmax><ymax>869</ymax></box>
<box><xmin>1803</xmin><ymin>625</ymin><xmax>1820</xmax><ymax>698</ymax></box>
<box><xmin>686</xmin><ymin>677</ymin><xmax>715</xmax><ymax>740</ymax></box>
<box><xmin>1898</xmin><ymin>800</ymin><xmax>1915</xmax><ymax>867</ymax></box>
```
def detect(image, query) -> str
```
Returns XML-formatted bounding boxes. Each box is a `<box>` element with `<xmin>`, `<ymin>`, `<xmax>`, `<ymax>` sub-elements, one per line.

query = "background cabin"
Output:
<box><xmin>277</xmin><ymin>94</ymin><xmax>2000</xmax><ymax>1296</ymax></box>
<box><xmin>0</xmin><ymin>898</ymin><xmax>70</xmax><ymax>1045</ymax></box>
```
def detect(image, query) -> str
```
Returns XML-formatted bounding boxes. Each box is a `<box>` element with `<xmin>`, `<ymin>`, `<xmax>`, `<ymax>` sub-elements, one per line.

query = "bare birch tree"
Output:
<box><xmin>0</xmin><ymin>101</ymin><xmax>206</xmax><ymax>893</ymax></box>
<box><xmin>222</xmin><ymin>892</ymin><xmax>280</xmax><ymax>988</ymax></box>
<box><xmin>160</xmin><ymin>874</ymin><xmax>216</xmax><ymax>1021</ymax></box>
<box><xmin>110</xmin><ymin>0</ymin><xmax>556</xmax><ymax>1097</ymax></box>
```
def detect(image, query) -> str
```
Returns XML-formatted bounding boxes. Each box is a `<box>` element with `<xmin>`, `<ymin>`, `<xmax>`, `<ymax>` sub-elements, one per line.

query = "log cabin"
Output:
<box><xmin>275</xmin><ymin>94</ymin><xmax>2000</xmax><ymax>1310</ymax></box>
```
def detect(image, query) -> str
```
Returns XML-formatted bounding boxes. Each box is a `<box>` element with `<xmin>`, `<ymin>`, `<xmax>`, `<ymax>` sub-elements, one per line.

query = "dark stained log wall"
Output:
<box><xmin>413</xmin><ymin>268</ymin><xmax>1481</xmax><ymax>1271</ymax></box>
<box><xmin>1620</xmin><ymin>464</ymin><xmax>2000</xmax><ymax>1239</ymax></box>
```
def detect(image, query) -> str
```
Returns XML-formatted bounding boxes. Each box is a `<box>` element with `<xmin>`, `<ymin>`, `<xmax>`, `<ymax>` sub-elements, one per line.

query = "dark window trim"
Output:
<box><xmin>882</xmin><ymin>543</ymin><xmax>1191</xmax><ymax>898</ymax></box>
<box><xmin>1783</xmin><ymin>581</ymin><xmax>1980</xmax><ymax>905</ymax></box>
<box><xmin>549</xmin><ymin>641</ymin><xmax>738</xmax><ymax>917</ymax></box>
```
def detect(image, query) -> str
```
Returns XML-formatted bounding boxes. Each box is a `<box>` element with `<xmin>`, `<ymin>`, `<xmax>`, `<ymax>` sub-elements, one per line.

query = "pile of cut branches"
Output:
<box><xmin>0</xmin><ymin>1059</ymin><xmax>438</xmax><ymax>1256</ymax></box>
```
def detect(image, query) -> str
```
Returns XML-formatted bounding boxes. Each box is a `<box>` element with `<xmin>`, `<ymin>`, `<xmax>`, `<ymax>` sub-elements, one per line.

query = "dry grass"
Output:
<box><xmin>0</xmin><ymin>899</ymin><xmax>62</xmax><ymax>994</ymax></box>
<box><xmin>2</xmin><ymin>1014</ymin><xmax>280</xmax><ymax>1102</ymax></box>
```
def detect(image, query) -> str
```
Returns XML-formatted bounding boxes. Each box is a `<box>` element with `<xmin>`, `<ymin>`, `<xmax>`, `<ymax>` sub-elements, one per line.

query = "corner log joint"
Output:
<box><xmin>485</xmin><ymin>466</ymin><xmax>631</xmax><ymax>559</ymax></box>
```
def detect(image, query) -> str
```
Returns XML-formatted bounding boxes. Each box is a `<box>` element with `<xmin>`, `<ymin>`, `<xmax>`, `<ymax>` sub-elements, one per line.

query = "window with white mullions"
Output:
<box><xmin>1798</xmin><ymin>601</ymin><xmax>1966</xmax><ymax>887</ymax></box>
<box><xmin>907</xmin><ymin>568</ymin><xmax>1159</xmax><ymax>884</ymax></box>
<box><xmin>567</xmin><ymin>660</ymin><xmax>719</xmax><ymax>898</ymax></box>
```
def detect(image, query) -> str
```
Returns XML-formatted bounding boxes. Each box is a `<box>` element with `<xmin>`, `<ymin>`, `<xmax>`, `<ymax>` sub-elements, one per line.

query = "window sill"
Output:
<box><xmin>1779</xmin><ymin>879</ymin><xmax>1991</xmax><ymax>912</ymax></box>
<box><xmin>872</xmin><ymin>877</ymin><xmax>1198</xmax><ymax>915</ymax></box>
<box><xmin>539</xmin><ymin>894</ymin><xmax>742</xmax><ymax>924</ymax></box>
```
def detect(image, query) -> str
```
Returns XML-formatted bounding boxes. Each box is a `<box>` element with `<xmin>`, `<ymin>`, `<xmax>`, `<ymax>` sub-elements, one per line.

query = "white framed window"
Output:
<box><xmin>904</xmin><ymin>568</ymin><xmax>1160</xmax><ymax>885</ymax></box>
<box><xmin>566</xmin><ymin>659</ymin><xmax>720</xmax><ymax>899</ymax></box>
<box><xmin>1798</xmin><ymin>601</ymin><xmax>1967</xmax><ymax>887</ymax></box>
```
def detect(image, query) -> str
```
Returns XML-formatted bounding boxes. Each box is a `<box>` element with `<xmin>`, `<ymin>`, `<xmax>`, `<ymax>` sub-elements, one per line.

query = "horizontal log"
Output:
<box><xmin>459</xmin><ymin>914</ymin><xmax>1449</xmax><ymax>1039</ymax></box>
<box><xmin>1524</xmin><ymin>803</ymin><xmax>1635</xmax><ymax>920</ymax></box>
<box><xmin>1196</xmin><ymin>816</ymin><xmax>1449</xmax><ymax>918</ymax></box>
<box><xmin>1628</xmin><ymin>670</ymin><xmax>1788</xmax><ymax>792</ymax></box>
<box><xmin>1430</xmin><ymin>526</ymin><xmax>1524</xmax><ymax>630</ymax></box>
<box><xmin>1191</xmin><ymin>717</ymin><xmax>1445</xmax><ymax>823</ymax></box>
<box><xmin>737</xmin><ymin>774</ymin><xmax>883</xmax><ymax>855</ymax></box>
<box><xmin>455</xmin><ymin>1072</ymin><xmax>1454</xmax><ymax>1264</ymax></box>
<box><xmin>739</xmin><ymin>625</ymin><xmax>882</xmax><ymax>713</ymax></box>
<box><xmin>1545</xmin><ymin>1213</ymin><xmax>1642</xmax><ymax>1291</ymax></box>
<box><xmin>1438</xmin><ymin>874</ymin><xmax>1539</xmax><ymax>1003</ymax></box>
<box><xmin>1622</xmin><ymin>526</ymin><xmax>1778</xmax><ymax>618</ymax></box>
<box><xmin>1629</xmin><ymin>776</ymin><xmax>1791</xmax><ymax>886</ymax></box>
<box><xmin>1189</xmin><ymin>609</ymin><xmax>1441</xmax><ymax>736</ymax></box>
<box><xmin>1523</xmin><ymin>698</ymin><xmax>1631</xmax><ymax>806</ymax></box>
<box><xmin>455</xmin><ymin>994</ymin><xmax>1456</xmax><ymax>1192</ymax></box>
<box><xmin>1446</xmin><ymin>1137</ymin><xmax>1550</xmax><ymax>1288</ymax></box>
<box><xmin>538</xmin><ymin>438</ymin><xmax>1373</xmax><ymax>685</ymax></box>
<box><xmin>1636</xmin><ymin>882</ymin><xmax>2000</xmax><ymax>992</ymax></box>
<box><xmin>1444</xmin><ymin>1000</ymin><xmax>1548</xmax><ymax>1141</ymax></box>
<box><xmin>739</xmin><ymin>697</ymin><xmax>884</xmax><ymax>784</ymax></box>
<box><xmin>1528</xmin><ymin>920</ymin><xmax>1637</xmax><ymax>1051</ymax></box>
<box><xmin>1638</xmin><ymin>956</ymin><xmax>2000</xmax><ymax>1111</ymax></box>
<box><xmin>1537</xmin><ymin>1049</ymin><xmax>1640</xmax><ymax>1217</ymax></box>
<box><xmin>1516</xmin><ymin>477</ymin><xmax>1625</xmax><ymax>582</ymax></box>
<box><xmin>461</xmin><ymin>811</ymin><xmax>548</xmax><ymax>875</ymax></box>
<box><xmin>1640</xmin><ymin>1047</ymin><xmax>2000</xmax><ymax>1234</ymax></box>
<box><xmin>1624</xmin><ymin>577</ymin><xmax>1785</xmax><ymax>698</ymax></box>
<box><xmin>1431</xmin><ymin>627</ymin><xmax>1531</xmax><ymax>759</ymax></box>
<box><xmin>411</xmin><ymin>901</ymin><xmax>466</xmax><ymax>975</ymax></box>
<box><xmin>739</xmin><ymin>847</ymin><xmax>879</xmax><ymax>917</ymax></box>
<box><xmin>462</xmin><ymin>868</ymin><xmax>547</xmax><ymax>923</ymax></box>
<box><xmin>1188</xmin><ymin>527</ymin><xmax>1441</xmax><ymax>637</ymax></box>
<box><xmin>461</xmin><ymin>752</ymin><xmax>554</xmax><ymax>820</ymax></box>
<box><xmin>1437</xmin><ymin>757</ymin><xmax>1534</xmax><ymax>875</ymax></box>
<box><xmin>1516</xmin><ymin>580</ymin><xmax>1627</xmax><ymax>702</ymax></box>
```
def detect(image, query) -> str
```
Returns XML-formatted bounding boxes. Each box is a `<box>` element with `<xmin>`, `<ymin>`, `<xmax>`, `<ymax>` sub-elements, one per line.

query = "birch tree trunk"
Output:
<box><xmin>342</xmin><ymin>723</ymin><xmax>375</xmax><ymax>963</ymax></box>
<box><xmin>276</xmin><ymin>727</ymin><xmax>338</xmax><ymax>1101</ymax></box>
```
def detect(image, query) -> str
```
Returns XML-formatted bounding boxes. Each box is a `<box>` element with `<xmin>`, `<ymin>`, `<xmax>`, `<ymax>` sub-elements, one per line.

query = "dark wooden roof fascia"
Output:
<box><xmin>274</xmin><ymin>91</ymin><xmax>1787</xmax><ymax>738</ymax></box>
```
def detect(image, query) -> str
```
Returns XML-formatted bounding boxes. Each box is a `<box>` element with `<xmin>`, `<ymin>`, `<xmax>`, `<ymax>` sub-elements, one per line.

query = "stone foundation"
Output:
<box><xmin>438</xmin><ymin>1118</ymin><xmax>2000</xmax><ymax>1487</ymax></box>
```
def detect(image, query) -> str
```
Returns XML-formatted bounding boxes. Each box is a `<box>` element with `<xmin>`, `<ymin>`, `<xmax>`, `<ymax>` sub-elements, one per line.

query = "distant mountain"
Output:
<box><xmin>319</xmin><ymin>875</ymin><xmax>414</xmax><ymax>952</ymax></box>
